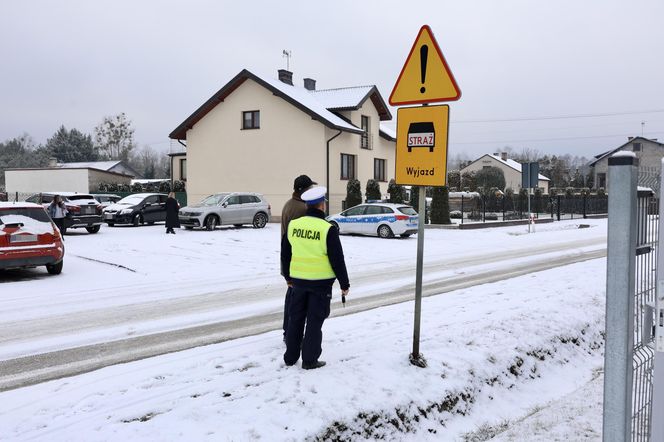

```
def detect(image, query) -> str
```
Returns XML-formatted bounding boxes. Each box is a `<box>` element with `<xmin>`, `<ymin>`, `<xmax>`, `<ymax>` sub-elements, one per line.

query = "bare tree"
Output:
<box><xmin>94</xmin><ymin>113</ymin><xmax>135</xmax><ymax>160</ymax></box>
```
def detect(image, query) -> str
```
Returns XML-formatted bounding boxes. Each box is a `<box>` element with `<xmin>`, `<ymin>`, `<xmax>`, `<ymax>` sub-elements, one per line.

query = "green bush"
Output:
<box><xmin>159</xmin><ymin>181</ymin><xmax>172</xmax><ymax>193</ymax></box>
<box><xmin>173</xmin><ymin>180</ymin><xmax>186</xmax><ymax>192</ymax></box>
<box><xmin>365</xmin><ymin>179</ymin><xmax>381</xmax><ymax>201</ymax></box>
<box><xmin>387</xmin><ymin>179</ymin><xmax>405</xmax><ymax>203</ymax></box>
<box><xmin>131</xmin><ymin>182</ymin><xmax>143</xmax><ymax>192</ymax></box>
<box><xmin>430</xmin><ymin>186</ymin><xmax>451</xmax><ymax>224</ymax></box>
<box><xmin>346</xmin><ymin>178</ymin><xmax>362</xmax><ymax>208</ymax></box>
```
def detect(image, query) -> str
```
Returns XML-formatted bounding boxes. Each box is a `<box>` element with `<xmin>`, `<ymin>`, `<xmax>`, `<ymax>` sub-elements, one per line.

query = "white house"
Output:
<box><xmin>460</xmin><ymin>153</ymin><xmax>550</xmax><ymax>193</ymax></box>
<box><xmin>168</xmin><ymin>69</ymin><xmax>397</xmax><ymax>218</ymax></box>
<box><xmin>5</xmin><ymin>160</ymin><xmax>137</xmax><ymax>198</ymax></box>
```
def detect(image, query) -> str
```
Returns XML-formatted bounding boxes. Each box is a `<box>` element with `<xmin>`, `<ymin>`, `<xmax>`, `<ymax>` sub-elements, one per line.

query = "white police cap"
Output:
<box><xmin>301</xmin><ymin>186</ymin><xmax>327</xmax><ymax>205</ymax></box>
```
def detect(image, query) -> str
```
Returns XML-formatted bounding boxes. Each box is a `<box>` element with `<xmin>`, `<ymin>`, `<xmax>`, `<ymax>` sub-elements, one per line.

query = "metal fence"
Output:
<box><xmin>455</xmin><ymin>194</ymin><xmax>608</xmax><ymax>223</ymax></box>
<box><xmin>633</xmin><ymin>188</ymin><xmax>659</xmax><ymax>441</ymax></box>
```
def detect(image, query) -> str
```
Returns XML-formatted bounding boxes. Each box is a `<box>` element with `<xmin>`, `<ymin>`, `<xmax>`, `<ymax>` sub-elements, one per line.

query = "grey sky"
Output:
<box><xmin>2</xmin><ymin>0</ymin><xmax>663</xmax><ymax>160</ymax></box>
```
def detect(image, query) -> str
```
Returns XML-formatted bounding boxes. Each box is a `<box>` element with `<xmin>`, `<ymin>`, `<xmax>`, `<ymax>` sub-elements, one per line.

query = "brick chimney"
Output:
<box><xmin>48</xmin><ymin>157</ymin><xmax>58</xmax><ymax>168</ymax></box>
<box><xmin>501</xmin><ymin>152</ymin><xmax>508</xmax><ymax>161</ymax></box>
<box><xmin>304</xmin><ymin>78</ymin><xmax>316</xmax><ymax>91</ymax></box>
<box><xmin>278</xmin><ymin>69</ymin><xmax>293</xmax><ymax>85</ymax></box>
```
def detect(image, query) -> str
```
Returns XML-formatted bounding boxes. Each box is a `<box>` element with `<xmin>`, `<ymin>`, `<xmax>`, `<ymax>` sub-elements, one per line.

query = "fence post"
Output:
<box><xmin>557</xmin><ymin>195</ymin><xmax>561</xmax><ymax>221</ymax></box>
<box><xmin>651</xmin><ymin>158</ymin><xmax>664</xmax><ymax>442</ymax></box>
<box><xmin>603</xmin><ymin>152</ymin><xmax>639</xmax><ymax>442</ymax></box>
<box><xmin>461</xmin><ymin>196</ymin><xmax>464</xmax><ymax>225</ymax></box>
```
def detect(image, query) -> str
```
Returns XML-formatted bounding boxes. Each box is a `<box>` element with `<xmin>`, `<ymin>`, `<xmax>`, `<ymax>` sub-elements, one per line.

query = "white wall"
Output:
<box><xmin>5</xmin><ymin>169</ymin><xmax>90</xmax><ymax>196</ymax></box>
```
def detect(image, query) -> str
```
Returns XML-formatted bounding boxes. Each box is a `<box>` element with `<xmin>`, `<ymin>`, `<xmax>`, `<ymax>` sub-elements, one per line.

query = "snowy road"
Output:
<box><xmin>0</xmin><ymin>220</ymin><xmax>607</xmax><ymax>391</ymax></box>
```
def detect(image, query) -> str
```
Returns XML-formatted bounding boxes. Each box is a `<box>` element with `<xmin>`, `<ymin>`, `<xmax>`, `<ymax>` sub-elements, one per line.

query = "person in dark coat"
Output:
<box><xmin>280</xmin><ymin>174</ymin><xmax>316</xmax><ymax>342</ymax></box>
<box><xmin>165</xmin><ymin>192</ymin><xmax>180</xmax><ymax>234</ymax></box>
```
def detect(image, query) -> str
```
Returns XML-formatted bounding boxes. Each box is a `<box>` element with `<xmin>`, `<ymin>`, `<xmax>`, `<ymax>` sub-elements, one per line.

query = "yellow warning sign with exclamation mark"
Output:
<box><xmin>389</xmin><ymin>25</ymin><xmax>461</xmax><ymax>106</ymax></box>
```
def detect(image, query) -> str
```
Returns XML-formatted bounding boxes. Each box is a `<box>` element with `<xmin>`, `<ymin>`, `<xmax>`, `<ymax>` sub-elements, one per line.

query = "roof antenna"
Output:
<box><xmin>282</xmin><ymin>50</ymin><xmax>292</xmax><ymax>71</ymax></box>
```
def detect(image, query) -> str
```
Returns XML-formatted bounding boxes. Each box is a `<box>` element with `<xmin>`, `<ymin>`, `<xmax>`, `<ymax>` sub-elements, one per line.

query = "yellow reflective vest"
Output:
<box><xmin>288</xmin><ymin>216</ymin><xmax>336</xmax><ymax>280</ymax></box>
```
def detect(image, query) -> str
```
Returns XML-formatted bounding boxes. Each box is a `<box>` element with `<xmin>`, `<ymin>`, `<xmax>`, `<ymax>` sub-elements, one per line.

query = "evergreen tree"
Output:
<box><xmin>387</xmin><ymin>179</ymin><xmax>405</xmax><ymax>203</ymax></box>
<box><xmin>345</xmin><ymin>178</ymin><xmax>362</xmax><ymax>208</ymax></box>
<box><xmin>0</xmin><ymin>135</ymin><xmax>50</xmax><ymax>187</ymax></box>
<box><xmin>430</xmin><ymin>186</ymin><xmax>451</xmax><ymax>224</ymax></box>
<box><xmin>45</xmin><ymin>126</ymin><xmax>98</xmax><ymax>163</ymax></box>
<box><xmin>410</xmin><ymin>186</ymin><xmax>430</xmax><ymax>224</ymax></box>
<box><xmin>365</xmin><ymin>179</ymin><xmax>381</xmax><ymax>201</ymax></box>
<box><xmin>475</xmin><ymin>166</ymin><xmax>506</xmax><ymax>193</ymax></box>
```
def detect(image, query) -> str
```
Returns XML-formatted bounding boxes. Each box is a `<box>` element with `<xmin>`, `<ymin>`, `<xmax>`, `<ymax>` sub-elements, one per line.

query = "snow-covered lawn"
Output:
<box><xmin>0</xmin><ymin>254</ymin><xmax>606</xmax><ymax>440</ymax></box>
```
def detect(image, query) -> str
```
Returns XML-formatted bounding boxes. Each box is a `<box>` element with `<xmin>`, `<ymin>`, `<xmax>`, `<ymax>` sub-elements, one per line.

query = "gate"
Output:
<box><xmin>633</xmin><ymin>188</ymin><xmax>658</xmax><ymax>441</ymax></box>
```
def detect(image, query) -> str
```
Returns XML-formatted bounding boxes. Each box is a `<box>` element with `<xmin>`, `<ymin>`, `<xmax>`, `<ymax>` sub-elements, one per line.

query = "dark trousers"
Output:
<box><xmin>53</xmin><ymin>218</ymin><xmax>66</xmax><ymax>235</ymax></box>
<box><xmin>284</xmin><ymin>285</ymin><xmax>331</xmax><ymax>365</ymax></box>
<box><xmin>282</xmin><ymin>286</ymin><xmax>293</xmax><ymax>336</ymax></box>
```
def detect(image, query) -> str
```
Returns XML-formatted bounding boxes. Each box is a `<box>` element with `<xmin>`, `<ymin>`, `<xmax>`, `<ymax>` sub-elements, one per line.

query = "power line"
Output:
<box><xmin>451</xmin><ymin>130</ymin><xmax>664</xmax><ymax>145</ymax></box>
<box><xmin>453</xmin><ymin>109</ymin><xmax>664</xmax><ymax>124</ymax></box>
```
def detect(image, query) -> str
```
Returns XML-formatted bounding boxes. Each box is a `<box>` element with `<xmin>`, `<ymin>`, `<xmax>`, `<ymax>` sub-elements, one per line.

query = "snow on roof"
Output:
<box><xmin>0</xmin><ymin>202</ymin><xmax>43</xmax><ymax>209</ymax></box>
<box><xmin>252</xmin><ymin>70</ymin><xmax>363</xmax><ymax>134</ymax></box>
<box><xmin>310</xmin><ymin>86</ymin><xmax>374</xmax><ymax>109</ymax></box>
<box><xmin>379</xmin><ymin>123</ymin><xmax>396</xmax><ymax>140</ymax></box>
<box><xmin>488</xmin><ymin>154</ymin><xmax>550</xmax><ymax>181</ymax></box>
<box><xmin>56</xmin><ymin>161</ymin><xmax>121</xmax><ymax>171</ymax></box>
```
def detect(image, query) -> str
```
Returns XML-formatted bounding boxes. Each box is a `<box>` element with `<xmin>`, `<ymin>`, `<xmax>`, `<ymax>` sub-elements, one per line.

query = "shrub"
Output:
<box><xmin>450</xmin><ymin>210</ymin><xmax>462</xmax><ymax>219</ymax></box>
<box><xmin>159</xmin><ymin>181</ymin><xmax>172</xmax><ymax>193</ymax></box>
<box><xmin>131</xmin><ymin>182</ymin><xmax>143</xmax><ymax>192</ymax></box>
<box><xmin>346</xmin><ymin>178</ymin><xmax>362</xmax><ymax>208</ymax></box>
<box><xmin>365</xmin><ymin>179</ymin><xmax>381</xmax><ymax>202</ymax></box>
<box><xmin>597</xmin><ymin>187</ymin><xmax>606</xmax><ymax>197</ymax></box>
<box><xmin>430</xmin><ymin>186</ymin><xmax>451</xmax><ymax>224</ymax></box>
<box><xmin>118</xmin><ymin>183</ymin><xmax>130</xmax><ymax>192</ymax></box>
<box><xmin>387</xmin><ymin>179</ymin><xmax>405</xmax><ymax>203</ymax></box>
<box><xmin>173</xmin><ymin>180</ymin><xmax>186</xmax><ymax>192</ymax></box>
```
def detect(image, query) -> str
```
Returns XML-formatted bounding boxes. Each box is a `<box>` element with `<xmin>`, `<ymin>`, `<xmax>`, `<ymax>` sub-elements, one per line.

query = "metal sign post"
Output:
<box><xmin>410</xmin><ymin>187</ymin><xmax>427</xmax><ymax>367</ymax></box>
<box><xmin>390</xmin><ymin>24</ymin><xmax>460</xmax><ymax>368</ymax></box>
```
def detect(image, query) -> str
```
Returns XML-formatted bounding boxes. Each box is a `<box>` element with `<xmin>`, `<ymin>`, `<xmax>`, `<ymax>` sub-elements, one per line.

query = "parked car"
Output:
<box><xmin>102</xmin><ymin>193</ymin><xmax>168</xmax><ymax>226</ymax></box>
<box><xmin>179</xmin><ymin>192</ymin><xmax>271</xmax><ymax>230</ymax></box>
<box><xmin>25</xmin><ymin>192</ymin><xmax>103</xmax><ymax>234</ymax></box>
<box><xmin>326</xmin><ymin>203</ymin><xmax>419</xmax><ymax>238</ymax></box>
<box><xmin>91</xmin><ymin>194</ymin><xmax>122</xmax><ymax>210</ymax></box>
<box><xmin>0</xmin><ymin>202</ymin><xmax>65</xmax><ymax>274</ymax></box>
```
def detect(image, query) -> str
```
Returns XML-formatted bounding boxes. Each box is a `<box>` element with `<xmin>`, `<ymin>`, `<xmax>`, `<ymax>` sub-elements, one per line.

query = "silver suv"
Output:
<box><xmin>179</xmin><ymin>192</ymin><xmax>271</xmax><ymax>230</ymax></box>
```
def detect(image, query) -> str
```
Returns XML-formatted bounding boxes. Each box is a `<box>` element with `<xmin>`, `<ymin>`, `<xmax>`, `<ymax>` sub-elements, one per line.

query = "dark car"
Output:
<box><xmin>91</xmin><ymin>194</ymin><xmax>122</xmax><ymax>210</ymax></box>
<box><xmin>102</xmin><ymin>193</ymin><xmax>168</xmax><ymax>226</ymax></box>
<box><xmin>26</xmin><ymin>192</ymin><xmax>103</xmax><ymax>234</ymax></box>
<box><xmin>0</xmin><ymin>202</ymin><xmax>65</xmax><ymax>274</ymax></box>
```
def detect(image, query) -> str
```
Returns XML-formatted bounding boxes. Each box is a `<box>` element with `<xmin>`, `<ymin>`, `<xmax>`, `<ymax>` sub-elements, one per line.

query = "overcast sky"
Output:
<box><xmin>2</xmin><ymin>0</ymin><xmax>663</xmax><ymax>160</ymax></box>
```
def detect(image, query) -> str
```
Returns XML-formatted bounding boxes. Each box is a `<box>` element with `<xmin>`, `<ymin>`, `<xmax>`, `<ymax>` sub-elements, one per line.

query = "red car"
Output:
<box><xmin>0</xmin><ymin>202</ymin><xmax>65</xmax><ymax>274</ymax></box>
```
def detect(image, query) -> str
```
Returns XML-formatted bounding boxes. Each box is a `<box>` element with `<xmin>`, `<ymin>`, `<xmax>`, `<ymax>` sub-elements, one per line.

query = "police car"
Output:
<box><xmin>326</xmin><ymin>203</ymin><xmax>419</xmax><ymax>238</ymax></box>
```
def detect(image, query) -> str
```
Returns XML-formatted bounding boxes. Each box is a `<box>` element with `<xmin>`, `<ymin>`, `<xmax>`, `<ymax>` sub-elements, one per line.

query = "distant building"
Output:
<box><xmin>460</xmin><ymin>152</ymin><xmax>550</xmax><ymax>193</ymax></box>
<box><xmin>4</xmin><ymin>159</ymin><xmax>138</xmax><ymax>197</ymax></box>
<box><xmin>589</xmin><ymin>136</ymin><xmax>663</xmax><ymax>192</ymax></box>
<box><xmin>168</xmin><ymin>68</ymin><xmax>396</xmax><ymax>217</ymax></box>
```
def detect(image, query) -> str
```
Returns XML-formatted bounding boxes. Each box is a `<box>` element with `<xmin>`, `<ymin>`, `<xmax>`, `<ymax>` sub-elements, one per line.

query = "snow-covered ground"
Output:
<box><xmin>0</xmin><ymin>220</ymin><xmax>608</xmax><ymax>440</ymax></box>
<box><xmin>0</xmin><ymin>220</ymin><xmax>606</xmax><ymax>361</ymax></box>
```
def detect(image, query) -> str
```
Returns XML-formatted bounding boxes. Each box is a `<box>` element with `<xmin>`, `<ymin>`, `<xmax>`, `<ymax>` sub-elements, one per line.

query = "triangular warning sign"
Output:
<box><xmin>389</xmin><ymin>25</ymin><xmax>461</xmax><ymax>106</ymax></box>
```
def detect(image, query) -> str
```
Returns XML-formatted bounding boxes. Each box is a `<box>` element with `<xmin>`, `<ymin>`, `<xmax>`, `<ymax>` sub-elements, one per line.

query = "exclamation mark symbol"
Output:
<box><xmin>420</xmin><ymin>44</ymin><xmax>428</xmax><ymax>94</ymax></box>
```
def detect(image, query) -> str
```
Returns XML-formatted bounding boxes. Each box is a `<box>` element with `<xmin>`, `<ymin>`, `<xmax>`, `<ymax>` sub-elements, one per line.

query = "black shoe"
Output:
<box><xmin>302</xmin><ymin>360</ymin><xmax>326</xmax><ymax>370</ymax></box>
<box><xmin>284</xmin><ymin>360</ymin><xmax>297</xmax><ymax>367</ymax></box>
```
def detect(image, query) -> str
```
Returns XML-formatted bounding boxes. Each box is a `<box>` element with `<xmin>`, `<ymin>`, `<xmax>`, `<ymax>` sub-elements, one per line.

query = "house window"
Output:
<box><xmin>633</xmin><ymin>142</ymin><xmax>641</xmax><ymax>152</ymax></box>
<box><xmin>180</xmin><ymin>159</ymin><xmax>187</xmax><ymax>181</ymax></box>
<box><xmin>374</xmin><ymin>158</ymin><xmax>386</xmax><ymax>182</ymax></box>
<box><xmin>597</xmin><ymin>173</ymin><xmax>606</xmax><ymax>189</ymax></box>
<box><xmin>360</xmin><ymin>115</ymin><xmax>371</xmax><ymax>149</ymax></box>
<box><xmin>341</xmin><ymin>154</ymin><xmax>356</xmax><ymax>180</ymax></box>
<box><xmin>242</xmin><ymin>111</ymin><xmax>260</xmax><ymax>129</ymax></box>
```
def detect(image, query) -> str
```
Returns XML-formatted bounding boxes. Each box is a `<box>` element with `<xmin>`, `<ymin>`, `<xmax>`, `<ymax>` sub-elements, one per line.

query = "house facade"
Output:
<box><xmin>589</xmin><ymin>136</ymin><xmax>663</xmax><ymax>192</ymax></box>
<box><xmin>460</xmin><ymin>153</ymin><xmax>550</xmax><ymax>193</ymax></box>
<box><xmin>5</xmin><ymin>160</ymin><xmax>136</xmax><ymax>197</ymax></box>
<box><xmin>168</xmin><ymin>69</ymin><xmax>396</xmax><ymax>218</ymax></box>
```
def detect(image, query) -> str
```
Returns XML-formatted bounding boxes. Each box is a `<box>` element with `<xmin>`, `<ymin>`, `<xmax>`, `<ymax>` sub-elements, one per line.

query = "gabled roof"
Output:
<box><xmin>461</xmin><ymin>154</ymin><xmax>550</xmax><ymax>181</ymax></box>
<box><xmin>310</xmin><ymin>85</ymin><xmax>392</xmax><ymax>120</ymax></box>
<box><xmin>379</xmin><ymin>123</ymin><xmax>396</xmax><ymax>141</ymax></box>
<box><xmin>169</xmin><ymin>69</ymin><xmax>370</xmax><ymax>140</ymax></box>
<box><xmin>588</xmin><ymin>136</ymin><xmax>664</xmax><ymax>167</ymax></box>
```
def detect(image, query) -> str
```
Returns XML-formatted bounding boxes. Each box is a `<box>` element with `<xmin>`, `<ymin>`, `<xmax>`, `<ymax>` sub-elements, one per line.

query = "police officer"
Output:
<box><xmin>280</xmin><ymin>174</ymin><xmax>316</xmax><ymax>342</ymax></box>
<box><xmin>281</xmin><ymin>186</ymin><xmax>349</xmax><ymax>369</ymax></box>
